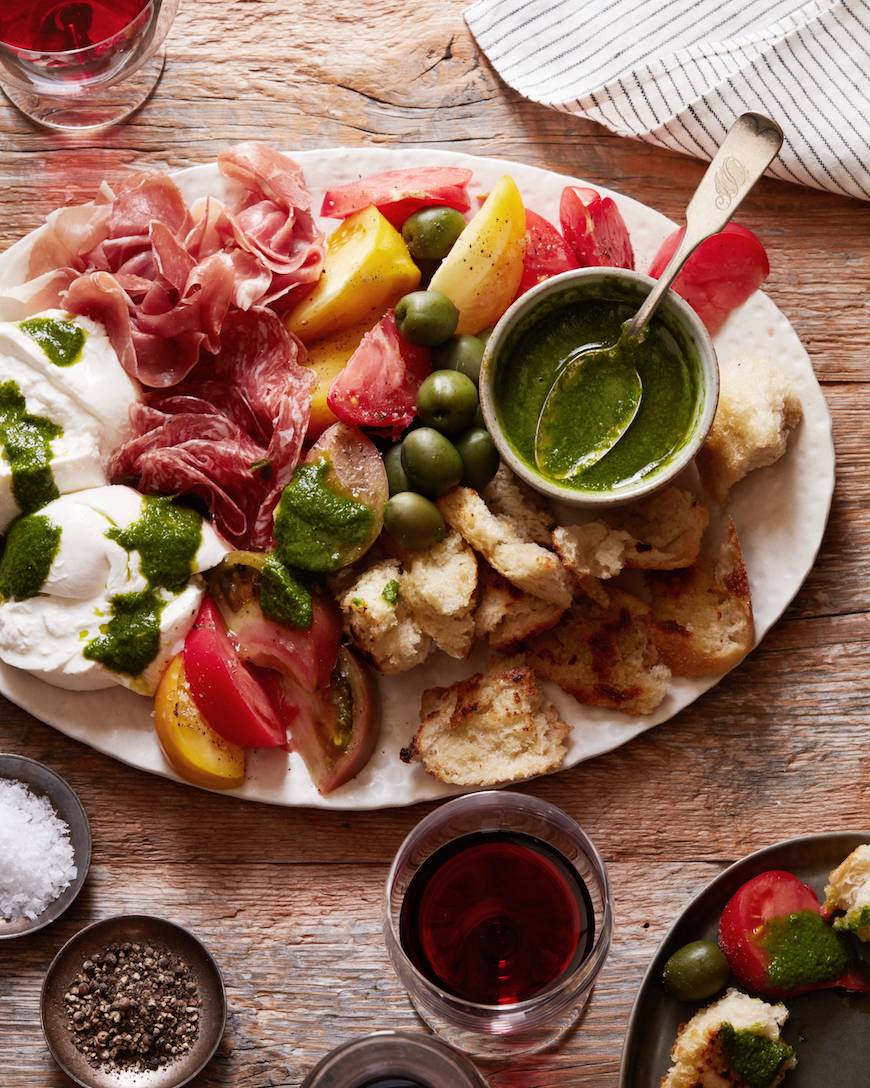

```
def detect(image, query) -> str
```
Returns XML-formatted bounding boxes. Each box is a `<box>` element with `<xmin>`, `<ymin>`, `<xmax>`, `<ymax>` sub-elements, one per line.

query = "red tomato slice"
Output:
<box><xmin>515</xmin><ymin>209</ymin><xmax>578</xmax><ymax>298</ymax></box>
<box><xmin>648</xmin><ymin>223</ymin><xmax>769</xmax><ymax>334</ymax></box>
<box><xmin>320</xmin><ymin>167</ymin><xmax>473</xmax><ymax>228</ymax></box>
<box><xmin>183</xmin><ymin>598</ymin><xmax>287</xmax><ymax>749</ymax></box>
<box><xmin>718</xmin><ymin>870</ymin><xmax>870</xmax><ymax>997</ymax></box>
<box><xmin>327</xmin><ymin>310</ymin><xmax>430</xmax><ymax>438</ymax></box>
<box><xmin>559</xmin><ymin>185</ymin><xmax>635</xmax><ymax>270</ymax></box>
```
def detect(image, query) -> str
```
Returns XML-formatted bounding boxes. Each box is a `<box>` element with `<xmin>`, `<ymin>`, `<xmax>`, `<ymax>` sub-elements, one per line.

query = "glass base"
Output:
<box><xmin>0</xmin><ymin>49</ymin><xmax>165</xmax><ymax>132</ymax></box>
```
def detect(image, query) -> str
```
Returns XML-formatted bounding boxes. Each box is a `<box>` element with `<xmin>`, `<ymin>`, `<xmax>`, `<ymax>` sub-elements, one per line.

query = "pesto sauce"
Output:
<box><xmin>835</xmin><ymin>904</ymin><xmax>870</xmax><ymax>935</ymax></box>
<box><xmin>107</xmin><ymin>496</ymin><xmax>202</xmax><ymax>592</ymax></box>
<box><xmin>20</xmin><ymin>316</ymin><xmax>86</xmax><ymax>367</ymax></box>
<box><xmin>85</xmin><ymin>497</ymin><xmax>203</xmax><ymax>676</ymax></box>
<box><xmin>382</xmin><ymin>579</ymin><xmax>400</xmax><ymax>605</ymax></box>
<box><xmin>0</xmin><ymin>513</ymin><xmax>61</xmax><ymax>600</ymax></box>
<box><xmin>83</xmin><ymin>590</ymin><xmax>165</xmax><ymax>676</ymax></box>
<box><xmin>0</xmin><ymin>380</ymin><xmax>62</xmax><ymax>513</ymax></box>
<box><xmin>719</xmin><ymin>1024</ymin><xmax>794</xmax><ymax>1088</ymax></box>
<box><xmin>260</xmin><ymin>552</ymin><xmax>313</xmax><ymax>629</ymax></box>
<box><xmin>274</xmin><ymin>458</ymin><xmax>374</xmax><ymax>572</ymax></box>
<box><xmin>494</xmin><ymin>298</ymin><xmax>699</xmax><ymax>491</ymax></box>
<box><xmin>762</xmin><ymin>909</ymin><xmax>854</xmax><ymax>990</ymax></box>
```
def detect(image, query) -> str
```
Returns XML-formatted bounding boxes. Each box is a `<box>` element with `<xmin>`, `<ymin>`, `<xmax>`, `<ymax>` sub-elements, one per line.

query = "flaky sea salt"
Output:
<box><xmin>0</xmin><ymin>778</ymin><xmax>77</xmax><ymax>921</ymax></box>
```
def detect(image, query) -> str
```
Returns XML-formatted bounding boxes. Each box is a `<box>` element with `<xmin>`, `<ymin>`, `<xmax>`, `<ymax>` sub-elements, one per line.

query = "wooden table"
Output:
<box><xmin>1</xmin><ymin>2</ymin><xmax>868</xmax><ymax>1085</ymax></box>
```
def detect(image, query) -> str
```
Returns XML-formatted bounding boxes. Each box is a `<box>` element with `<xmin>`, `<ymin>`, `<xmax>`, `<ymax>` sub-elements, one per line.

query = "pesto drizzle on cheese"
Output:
<box><xmin>0</xmin><ymin>513</ymin><xmax>61</xmax><ymax>601</ymax></box>
<box><xmin>0</xmin><ymin>380</ymin><xmax>62</xmax><ymax>514</ymax></box>
<box><xmin>20</xmin><ymin>316</ymin><xmax>86</xmax><ymax>367</ymax></box>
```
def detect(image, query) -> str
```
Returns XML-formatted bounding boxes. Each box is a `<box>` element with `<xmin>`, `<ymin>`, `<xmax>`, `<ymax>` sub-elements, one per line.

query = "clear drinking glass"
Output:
<box><xmin>301</xmin><ymin>1030</ymin><xmax>489</xmax><ymax>1088</ymax></box>
<box><xmin>385</xmin><ymin>791</ymin><xmax>613</xmax><ymax>1059</ymax></box>
<box><xmin>0</xmin><ymin>0</ymin><xmax>179</xmax><ymax>131</ymax></box>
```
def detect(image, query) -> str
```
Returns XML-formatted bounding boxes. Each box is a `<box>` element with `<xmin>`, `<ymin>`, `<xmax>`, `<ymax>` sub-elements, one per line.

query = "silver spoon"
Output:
<box><xmin>534</xmin><ymin>112</ymin><xmax>784</xmax><ymax>482</ymax></box>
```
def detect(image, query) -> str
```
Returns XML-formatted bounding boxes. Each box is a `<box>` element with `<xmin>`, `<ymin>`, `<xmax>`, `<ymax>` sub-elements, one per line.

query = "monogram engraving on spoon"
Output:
<box><xmin>715</xmin><ymin>156</ymin><xmax>749</xmax><ymax>210</ymax></box>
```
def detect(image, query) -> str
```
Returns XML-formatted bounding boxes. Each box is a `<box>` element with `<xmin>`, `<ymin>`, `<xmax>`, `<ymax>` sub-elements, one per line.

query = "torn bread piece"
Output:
<box><xmin>340</xmin><ymin>559</ymin><xmax>431</xmax><ymax>674</ymax></box>
<box><xmin>553</xmin><ymin>488</ymin><xmax>709</xmax><ymax>586</ymax></box>
<box><xmin>696</xmin><ymin>354</ymin><xmax>803</xmax><ymax>505</ymax></box>
<box><xmin>401</xmin><ymin>659</ymin><xmax>569</xmax><ymax>786</ymax></box>
<box><xmin>648</xmin><ymin>519</ymin><xmax>754</xmax><ymax>677</ymax></box>
<box><xmin>526</xmin><ymin>588</ymin><xmax>671</xmax><ymax>715</ymax></box>
<box><xmin>438</xmin><ymin>486</ymin><xmax>572</xmax><ymax>608</ymax></box>
<box><xmin>474</xmin><ymin>564</ymin><xmax>565</xmax><ymax>650</ymax></box>
<box><xmin>824</xmin><ymin>844</ymin><xmax>870</xmax><ymax>941</ymax></box>
<box><xmin>661</xmin><ymin>988</ymin><xmax>795</xmax><ymax>1088</ymax></box>
<box><xmin>399</xmin><ymin>530</ymin><xmax>478</xmax><ymax>659</ymax></box>
<box><xmin>482</xmin><ymin>463</ymin><xmax>555</xmax><ymax>546</ymax></box>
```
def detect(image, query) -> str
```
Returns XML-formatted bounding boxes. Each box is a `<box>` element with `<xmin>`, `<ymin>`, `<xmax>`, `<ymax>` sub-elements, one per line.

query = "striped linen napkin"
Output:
<box><xmin>464</xmin><ymin>0</ymin><xmax>870</xmax><ymax>201</ymax></box>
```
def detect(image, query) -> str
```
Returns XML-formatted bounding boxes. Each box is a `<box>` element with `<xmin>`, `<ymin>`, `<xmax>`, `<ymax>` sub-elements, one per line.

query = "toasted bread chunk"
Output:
<box><xmin>438</xmin><ymin>487</ymin><xmax>572</xmax><ymax>608</ymax></box>
<box><xmin>402</xmin><ymin>659</ymin><xmax>569</xmax><ymax>786</ymax></box>
<box><xmin>824</xmin><ymin>845</ymin><xmax>870</xmax><ymax>941</ymax></box>
<box><xmin>474</xmin><ymin>564</ymin><xmax>565</xmax><ymax>650</ymax></box>
<box><xmin>649</xmin><ymin>520</ymin><xmax>754</xmax><ymax>677</ymax></box>
<box><xmin>526</xmin><ymin>589</ymin><xmax>671</xmax><ymax>715</ymax></box>
<box><xmin>483</xmin><ymin>463</ymin><xmax>555</xmax><ymax>545</ymax></box>
<box><xmin>341</xmin><ymin>559</ymin><xmax>431</xmax><ymax>674</ymax></box>
<box><xmin>697</xmin><ymin>354</ymin><xmax>803</xmax><ymax>504</ymax></box>
<box><xmin>662</xmin><ymin>988</ymin><xmax>795</xmax><ymax>1088</ymax></box>
<box><xmin>553</xmin><ymin>489</ymin><xmax>708</xmax><ymax>587</ymax></box>
<box><xmin>400</xmin><ymin>530</ymin><xmax>478</xmax><ymax>659</ymax></box>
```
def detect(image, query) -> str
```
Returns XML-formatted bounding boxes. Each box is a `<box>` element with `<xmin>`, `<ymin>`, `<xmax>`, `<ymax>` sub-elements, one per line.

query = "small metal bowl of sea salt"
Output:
<box><xmin>0</xmin><ymin>754</ymin><xmax>91</xmax><ymax>939</ymax></box>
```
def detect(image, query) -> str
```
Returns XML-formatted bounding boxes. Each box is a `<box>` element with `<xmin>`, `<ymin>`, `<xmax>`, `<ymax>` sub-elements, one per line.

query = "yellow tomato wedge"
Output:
<box><xmin>154</xmin><ymin>654</ymin><xmax>245</xmax><ymax>790</ymax></box>
<box><xmin>303</xmin><ymin>321</ymin><xmax>374</xmax><ymax>438</ymax></box>
<box><xmin>285</xmin><ymin>206</ymin><xmax>420</xmax><ymax>344</ymax></box>
<box><xmin>429</xmin><ymin>175</ymin><xmax>526</xmax><ymax>334</ymax></box>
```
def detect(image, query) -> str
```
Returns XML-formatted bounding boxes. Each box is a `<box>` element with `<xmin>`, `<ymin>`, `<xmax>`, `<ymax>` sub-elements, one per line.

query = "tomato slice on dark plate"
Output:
<box><xmin>263</xmin><ymin>646</ymin><xmax>380</xmax><ymax>795</ymax></box>
<box><xmin>515</xmin><ymin>209</ymin><xmax>578</xmax><ymax>298</ymax></box>
<box><xmin>648</xmin><ymin>222</ymin><xmax>769</xmax><ymax>334</ymax></box>
<box><xmin>327</xmin><ymin>310</ymin><xmax>430</xmax><ymax>437</ymax></box>
<box><xmin>560</xmin><ymin>185</ymin><xmax>635</xmax><ymax>270</ymax></box>
<box><xmin>183</xmin><ymin>598</ymin><xmax>287</xmax><ymax>750</ymax></box>
<box><xmin>320</xmin><ymin>167</ymin><xmax>473</xmax><ymax>228</ymax></box>
<box><xmin>719</xmin><ymin>870</ymin><xmax>870</xmax><ymax>997</ymax></box>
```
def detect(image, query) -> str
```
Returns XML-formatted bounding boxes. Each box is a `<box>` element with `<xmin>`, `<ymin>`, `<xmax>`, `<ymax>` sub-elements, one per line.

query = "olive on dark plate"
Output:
<box><xmin>662</xmin><ymin>940</ymin><xmax>729</xmax><ymax>1002</ymax></box>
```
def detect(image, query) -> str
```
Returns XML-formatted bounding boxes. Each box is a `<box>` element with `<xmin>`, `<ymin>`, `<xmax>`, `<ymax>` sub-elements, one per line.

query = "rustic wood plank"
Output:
<box><xmin>0</xmin><ymin>0</ymin><xmax>868</xmax><ymax>1084</ymax></box>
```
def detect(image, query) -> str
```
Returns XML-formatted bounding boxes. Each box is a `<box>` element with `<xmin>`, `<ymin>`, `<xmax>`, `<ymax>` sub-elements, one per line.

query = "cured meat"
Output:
<box><xmin>1</xmin><ymin>144</ymin><xmax>325</xmax><ymax>389</ymax></box>
<box><xmin>110</xmin><ymin>309</ymin><xmax>312</xmax><ymax>548</ymax></box>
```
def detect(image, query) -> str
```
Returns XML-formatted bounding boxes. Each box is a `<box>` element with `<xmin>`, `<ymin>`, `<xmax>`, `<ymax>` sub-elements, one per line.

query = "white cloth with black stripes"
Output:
<box><xmin>465</xmin><ymin>0</ymin><xmax>870</xmax><ymax>201</ymax></box>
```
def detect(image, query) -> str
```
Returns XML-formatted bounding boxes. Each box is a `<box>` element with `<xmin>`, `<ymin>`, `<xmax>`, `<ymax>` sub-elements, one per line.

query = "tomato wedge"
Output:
<box><xmin>560</xmin><ymin>185</ymin><xmax>635</xmax><ymax>270</ymax></box>
<box><xmin>515</xmin><ymin>209</ymin><xmax>578</xmax><ymax>298</ymax></box>
<box><xmin>648</xmin><ymin>223</ymin><xmax>769</xmax><ymax>334</ymax></box>
<box><xmin>183</xmin><ymin>598</ymin><xmax>287</xmax><ymax>749</ymax></box>
<box><xmin>327</xmin><ymin>310</ymin><xmax>430</xmax><ymax>437</ymax></box>
<box><xmin>321</xmin><ymin>167</ymin><xmax>472</xmax><ymax>228</ymax></box>
<box><xmin>719</xmin><ymin>870</ymin><xmax>870</xmax><ymax>997</ymax></box>
<box><xmin>264</xmin><ymin>646</ymin><xmax>380</xmax><ymax>794</ymax></box>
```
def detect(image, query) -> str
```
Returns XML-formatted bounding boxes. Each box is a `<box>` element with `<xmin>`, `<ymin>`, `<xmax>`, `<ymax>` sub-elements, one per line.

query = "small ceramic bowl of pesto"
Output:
<box><xmin>480</xmin><ymin>269</ymin><xmax>719</xmax><ymax>508</ymax></box>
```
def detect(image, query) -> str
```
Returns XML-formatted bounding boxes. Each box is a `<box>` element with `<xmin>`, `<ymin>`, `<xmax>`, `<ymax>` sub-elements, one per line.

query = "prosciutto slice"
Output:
<box><xmin>1</xmin><ymin>144</ymin><xmax>325</xmax><ymax>390</ymax></box>
<box><xmin>110</xmin><ymin>308</ymin><xmax>312</xmax><ymax>548</ymax></box>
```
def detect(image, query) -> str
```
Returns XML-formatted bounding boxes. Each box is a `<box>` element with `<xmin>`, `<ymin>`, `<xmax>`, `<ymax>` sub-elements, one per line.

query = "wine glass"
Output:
<box><xmin>0</xmin><ymin>0</ymin><xmax>179</xmax><ymax>131</ymax></box>
<box><xmin>385</xmin><ymin>792</ymin><xmax>613</xmax><ymax>1058</ymax></box>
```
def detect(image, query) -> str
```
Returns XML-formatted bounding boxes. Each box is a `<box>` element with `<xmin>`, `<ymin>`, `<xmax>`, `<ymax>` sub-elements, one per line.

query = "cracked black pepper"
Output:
<box><xmin>63</xmin><ymin>941</ymin><xmax>201</xmax><ymax>1073</ymax></box>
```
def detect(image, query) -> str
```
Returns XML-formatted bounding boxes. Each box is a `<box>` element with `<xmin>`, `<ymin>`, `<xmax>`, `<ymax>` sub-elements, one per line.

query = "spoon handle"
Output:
<box><xmin>625</xmin><ymin>112</ymin><xmax>784</xmax><ymax>339</ymax></box>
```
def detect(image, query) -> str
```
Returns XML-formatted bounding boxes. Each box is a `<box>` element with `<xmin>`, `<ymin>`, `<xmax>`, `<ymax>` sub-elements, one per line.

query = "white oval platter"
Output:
<box><xmin>0</xmin><ymin>147</ymin><xmax>834</xmax><ymax>809</ymax></box>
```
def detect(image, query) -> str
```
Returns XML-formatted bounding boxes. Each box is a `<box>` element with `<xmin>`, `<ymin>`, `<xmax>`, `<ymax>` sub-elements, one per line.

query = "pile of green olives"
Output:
<box><xmin>382</xmin><ymin>347</ymin><xmax>500</xmax><ymax>552</ymax></box>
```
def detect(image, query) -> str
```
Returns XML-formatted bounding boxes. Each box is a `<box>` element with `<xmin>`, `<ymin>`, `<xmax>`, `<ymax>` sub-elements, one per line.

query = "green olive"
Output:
<box><xmin>416</xmin><ymin>370</ymin><xmax>479</xmax><ymax>435</ymax></box>
<box><xmin>474</xmin><ymin>404</ymin><xmax>485</xmax><ymax>428</ymax></box>
<box><xmin>395</xmin><ymin>290</ymin><xmax>459</xmax><ymax>348</ymax></box>
<box><xmin>454</xmin><ymin>427</ymin><xmax>500</xmax><ymax>491</ymax></box>
<box><xmin>478</xmin><ymin>327</ymin><xmax>494</xmax><ymax>346</ymax></box>
<box><xmin>662</xmin><ymin>941</ymin><xmax>729</xmax><ymax>1002</ymax></box>
<box><xmin>432</xmin><ymin>334</ymin><xmax>485</xmax><ymax>385</ymax></box>
<box><xmin>383</xmin><ymin>492</ymin><xmax>445</xmax><ymax>551</ymax></box>
<box><xmin>402</xmin><ymin>207</ymin><xmax>467</xmax><ymax>261</ymax></box>
<box><xmin>384</xmin><ymin>445</ymin><xmax>410</xmax><ymax>496</ymax></box>
<box><xmin>400</xmin><ymin>427</ymin><xmax>463</xmax><ymax>498</ymax></box>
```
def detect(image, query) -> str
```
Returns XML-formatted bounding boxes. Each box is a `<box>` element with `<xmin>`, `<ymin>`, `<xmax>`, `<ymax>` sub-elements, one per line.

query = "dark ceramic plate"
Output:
<box><xmin>41</xmin><ymin>915</ymin><xmax>226</xmax><ymax>1088</ymax></box>
<box><xmin>620</xmin><ymin>832</ymin><xmax>870</xmax><ymax>1087</ymax></box>
<box><xmin>0</xmin><ymin>753</ymin><xmax>92</xmax><ymax>939</ymax></box>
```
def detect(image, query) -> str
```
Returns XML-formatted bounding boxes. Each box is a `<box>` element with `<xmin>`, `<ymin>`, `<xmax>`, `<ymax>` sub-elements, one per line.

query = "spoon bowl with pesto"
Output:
<box><xmin>480</xmin><ymin>267</ymin><xmax>719</xmax><ymax>508</ymax></box>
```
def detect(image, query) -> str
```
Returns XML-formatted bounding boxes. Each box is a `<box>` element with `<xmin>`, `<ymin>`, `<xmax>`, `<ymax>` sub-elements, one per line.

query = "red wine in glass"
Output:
<box><xmin>0</xmin><ymin>0</ymin><xmax>151</xmax><ymax>53</ymax></box>
<box><xmin>399</xmin><ymin>830</ymin><xmax>594</xmax><ymax>1006</ymax></box>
